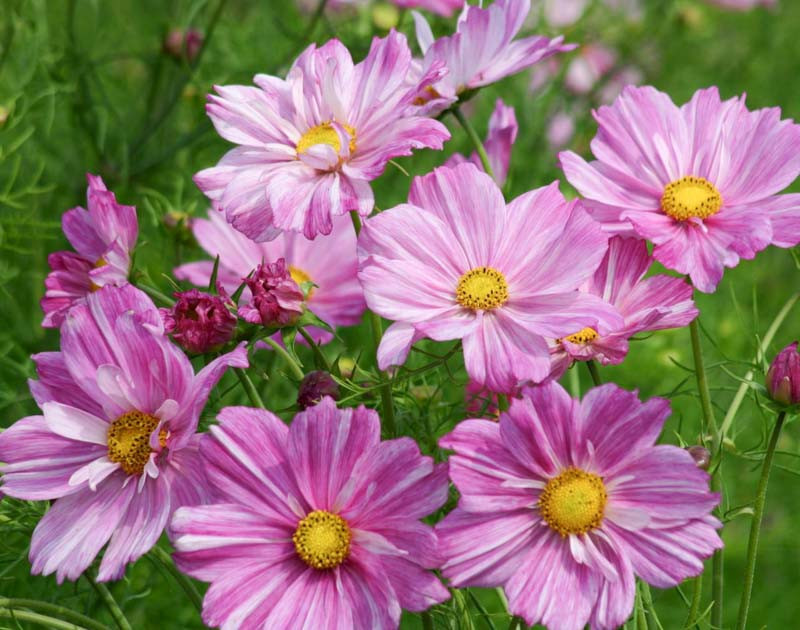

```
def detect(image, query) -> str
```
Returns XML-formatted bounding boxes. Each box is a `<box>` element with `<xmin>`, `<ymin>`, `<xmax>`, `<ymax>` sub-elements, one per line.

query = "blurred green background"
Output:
<box><xmin>1</xmin><ymin>0</ymin><xmax>800</xmax><ymax>628</ymax></box>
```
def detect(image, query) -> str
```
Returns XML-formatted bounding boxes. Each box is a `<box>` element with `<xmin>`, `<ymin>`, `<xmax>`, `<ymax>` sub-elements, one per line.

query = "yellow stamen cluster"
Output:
<box><xmin>289</xmin><ymin>266</ymin><xmax>315</xmax><ymax>300</ymax></box>
<box><xmin>107</xmin><ymin>411</ymin><xmax>167</xmax><ymax>476</ymax></box>
<box><xmin>563</xmin><ymin>327</ymin><xmax>599</xmax><ymax>344</ymax></box>
<box><xmin>456</xmin><ymin>267</ymin><xmax>509</xmax><ymax>311</ymax></box>
<box><xmin>539</xmin><ymin>467</ymin><xmax>607</xmax><ymax>537</ymax></box>
<box><xmin>296</xmin><ymin>122</ymin><xmax>357</xmax><ymax>156</ymax></box>
<box><xmin>293</xmin><ymin>510</ymin><xmax>351</xmax><ymax>570</ymax></box>
<box><xmin>89</xmin><ymin>258</ymin><xmax>107</xmax><ymax>293</ymax></box>
<box><xmin>661</xmin><ymin>176</ymin><xmax>722</xmax><ymax>221</ymax></box>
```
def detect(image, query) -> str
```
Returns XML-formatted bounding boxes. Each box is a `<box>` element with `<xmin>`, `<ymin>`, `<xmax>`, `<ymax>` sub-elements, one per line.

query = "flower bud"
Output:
<box><xmin>297</xmin><ymin>372</ymin><xmax>340</xmax><ymax>410</ymax></box>
<box><xmin>0</xmin><ymin>105</ymin><xmax>8</xmax><ymax>128</ymax></box>
<box><xmin>238</xmin><ymin>259</ymin><xmax>304</xmax><ymax>328</ymax></box>
<box><xmin>766</xmin><ymin>342</ymin><xmax>800</xmax><ymax>406</ymax></box>
<box><xmin>161</xmin><ymin>288</ymin><xmax>237</xmax><ymax>354</ymax></box>
<box><xmin>163</xmin><ymin>28</ymin><xmax>203</xmax><ymax>62</ymax></box>
<box><xmin>687</xmin><ymin>446</ymin><xmax>711</xmax><ymax>470</ymax></box>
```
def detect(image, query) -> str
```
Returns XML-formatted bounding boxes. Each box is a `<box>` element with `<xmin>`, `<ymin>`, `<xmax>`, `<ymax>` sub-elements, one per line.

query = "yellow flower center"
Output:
<box><xmin>292</xmin><ymin>510</ymin><xmax>351</xmax><ymax>570</ymax></box>
<box><xmin>296</xmin><ymin>122</ymin><xmax>357</xmax><ymax>156</ymax></box>
<box><xmin>538</xmin><ymin>467</ymin><xmax>607</xmax><ymax>537</ymax></box>
<box><xmin>564</xmin><ymin>327</ymin><xmax>599</xmax><ymax>344</ymax></box>
<box><xmin>89</xmin><ymin>257</ymin><xmax>107</xmax><ymax>292</ymax></box>
<box><xmin>413</xmin><ymin>85</ymin><xmax>442</xmax><ymax>106</ymax></box>
<box><xmin>107</xmin><ymin>411</ymin><xmax>167</xmax><ymax>476</ymax></box>
<box><xmin>661</xmin><ymin>176</ymin><xmax>722</xmax><ymax>221</ymax></box>
<box><xmin>456</xmin><ymin>267</ymin><xmax>509</xmax><ymax>311</ymax></box>
<box><xmin>289</xmin><ymin>266</ymin><xmax>315</xmax><ymax>300</ymax></box>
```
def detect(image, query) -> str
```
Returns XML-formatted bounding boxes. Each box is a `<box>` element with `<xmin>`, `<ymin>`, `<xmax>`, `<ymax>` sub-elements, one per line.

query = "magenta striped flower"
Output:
<box><xmin>437</xmin><ymin>382</ymin><xmax>723</xmax><ymax>630</ymax></box>
<box><xmin>0</xmin><ymin>285</ymin><xmax>247</xmax><ymax>582</ymax></box>
<box><xmin>171</xmin><ymin>397</ymin><xmax>449</xmax><ymax>629</ymax></box>
<box><xmin>175</xmin><ymin>210</ymin><xmax>365</xmax><ymax>344</ymax></box>
<box><xmin>41</xmin><ymin>174</ymin><xmax>137</xmax><ymax>328</ymax></box>
<box><xmin>548</xmin><ymin>236</ymin><xmax>698</xmax><ymax>379</ymax></box>
<box><xmin>560</xmin><ymin>85</ymin><xmax>800</xmax><ymax>292</ymax></box>
<box><xmin>357</xmin><ymin>163</ymin><xmax>622</xmax><ymax>393</ymax></box>
<box><xmin>194</xmin><ymin>30</ymin><xmax>449</xmax><ymax>240</ymax></box>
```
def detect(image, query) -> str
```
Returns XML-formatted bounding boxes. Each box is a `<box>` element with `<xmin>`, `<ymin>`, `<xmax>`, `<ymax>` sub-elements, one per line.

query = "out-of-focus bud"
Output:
<box><xmin>0</xmin><ymin>105</ymin><xmax>8</xmax><ymax>128</ymax></box>
<box><xmin>687</xmin><ymin>445</ymin><xmax>711</xmax><ymax>470</ymax></box>
<box><xmin>185</xmin><ymin>29</ymin><xmax>203</xmax><ymax>62</ymax></box>
<box><xmin>238</xmin><ymin>258</ymin><xmax>304</xmax><ymax>328</ymax></box>
<box><xmin>372</xmin><ymin>3</ymin><xmax>400</xmax><ymax>30</ymax></box>
<box><xmin>546</xmin><ymin>112</ymin><xmax>576</xmax><ymax>150</ymax></box>
<box><xmin>161</xmin><ymin>288</ymin><xmax>237</xmax><ymax>354</ymax></box>
<box><xmin>163</xmin><ymin>28</ymin><xmax>203</xmax><ymax>62</ymax></box>
<box><xmin>766</xmin><ymin>342</ymin><xmax>800</xmax><ymax>406</ymax></box>
<box><xmin>297</xmin><ymin>372</ymin><xmax>340</xmax><ymax>410</ymax></box>
<box><xmin>338</xmin><ymin>357</ymin><xmax>356</xmax><ymax>379</ymax></box>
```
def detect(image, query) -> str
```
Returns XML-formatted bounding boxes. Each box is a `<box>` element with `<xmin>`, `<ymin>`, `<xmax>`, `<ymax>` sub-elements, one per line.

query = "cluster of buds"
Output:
<box><xmin>161</xmin><ymin>288</ymin><xmax>237</xmax><ymax>354</ymax></box>
<box><xmin>163</xmin><ymin>28</ymin><xmax>203</xmax><ymax>62</ymax></box>
<box><xmin>766</xmin><ymin>342</ymin><xmax>800</xmax><ymax>406</ymax></box>
<box><xmin>238</xmin><ymin>258</ymin><xmax>305</xmax><ymax>328</ymax></box>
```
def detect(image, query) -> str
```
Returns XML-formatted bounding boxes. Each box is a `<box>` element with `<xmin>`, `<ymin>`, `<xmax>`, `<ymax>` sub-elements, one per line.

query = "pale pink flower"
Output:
<box><xmin>0</xmin><ymin>285</ymin><xmax>247</xmax><ymax>582</ymax></box>
<box><xmin>560</xmin><ymin>86</ymin><xmax>800</xmax><ymax>292</ymax></box>
<box><xmin>543</xmin><ymin>0</ymin><xmax>589</xmax><ymax>27</ymax></box>
<box><xmin>445</xmin><ymin>99</ymin><xmax>518</xmax><ymax>185</ymax></box>
<box><xmin>41</xmin><ymin>174</ymin><xmax>137</xmax><ymax>328</ymax></box>
<box><xmin>411</xmin><ymin>0</ymin><xmax>575</xmax><ymax>114</ymax></box>
<box><xmin>172</xmin><ymin>398</ymin><xmax>450</xmax><ymax>629</ymax></box>
<box><xmin>357</xmin><ymin>163</ymin><xmax>622</xmax><ymax>393</ymax></box>
<box><xmin>548</xmin><ymin>236</ymin><xmax>698</xmax><ymax>379</ymax></box>
<box><xmin>565</xmin><ymin>44</ymin><xmax>617</xmax><ymax>95</ymax></box>
<box><xmin>546</xmin><ymin>111</ymin><xmax>576</xmax><ymax>150</ymax></box>
<box><xmin>195</xmin><ymin>31</ymin><xmax>449</xmax><ymax>240</ymax></box>
<box><xmin>393</xmin><ymin>0</ymin><xmax>463</xmax><ymax>16</ymax></box>
<box><xmin>704</xmin><ymin>0</ymin><xmax>776</xmax><ymax>9</ymax></box>
<box><xmin>175</xmin><ymin>210</ymin><xmax>365</xmax><ymax>344</ymax></box>
<box><xmin>438</xmin><ymin>381</ymin><xmax>722</xmax><ymax>630</ymax></box>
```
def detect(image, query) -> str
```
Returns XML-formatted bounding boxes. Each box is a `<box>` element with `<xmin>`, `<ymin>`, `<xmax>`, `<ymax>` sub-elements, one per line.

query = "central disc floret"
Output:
<box><xmin>564</xmin><ymin>327</ymin><xmax>598</xmax><ymax>344</ymax></box>
<box><xmin>661</xmin><ymin>176</ymin><xmax>722</xmax><ymax>221</ymax></box>
<box><xmin>107</xmin><ymin>411</ymin><xmax>163</xmax><ymax>476</ymax></box>
<box><xmin>456</xmin><ymin>267</ymin><xmax>509</xmax><ymax>311</ymax></box>
<box><xmin>296</xmin><ymin>121</ymin><xmax>357</xmax><ymax>156</ymax></box>
<box><xmin>538</xmin><ymin>467</ymin><xmax>607</xmax><ymax>536</ymax></box>
<box><xmin>289</xmin><ymin>265</ymin><xmax>315</xmax><ymax>299</ymax></box>
<box><xmin>293</xmin><ymin>510</ymin><xmax>351</xmax><ymax>570</ymax></box>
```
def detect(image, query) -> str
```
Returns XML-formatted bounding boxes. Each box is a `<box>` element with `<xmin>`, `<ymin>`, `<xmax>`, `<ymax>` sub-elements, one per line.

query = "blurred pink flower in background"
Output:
<box><xmin>542</xmin><ymin>0</ymin><xmax>589</xmax><ymax>27</ymax></box>
<box><xmin>546</xmin><ymin>111</ymin><xmax>576</xmax><ymax>150</ymax></box>
<box><xmin>565</xmin><ymin>44</ymin><xmax>617</xmax><ymax>95</ymax></box>
<box><xmin>704</xmin><ymin>0</ymin><xmax>776</xmax><ymax>9</ymax></box>
<box><xmin>41</xmin><ymin>174</ymin><xmax>137</xmax><ymax>328</ymax></box>
<box><xmin>445</xmin><ymin>99</ymin><xmax>518</xmax><ymax>185</ymax></box>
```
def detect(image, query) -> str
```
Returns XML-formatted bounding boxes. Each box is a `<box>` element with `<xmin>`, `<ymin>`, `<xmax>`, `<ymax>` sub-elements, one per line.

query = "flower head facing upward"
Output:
<box><xmin>358</xmin><ymin>163</ymin><xmax>622</xmax><ymax>393</ymax></box>
<box><xmin>560</xmin><ymin>85</ymin><xmax>800</xmax><ymax>292</ymax></box>
<box><xmin>41</xmin><ymin>174</ymin><xmax>138</xmax><ymax>328</ymax></box>
<box><xmin>0</xmin><ymin>284</ymin><xmax>248</xmax><ymax>582</ymax></box>
<box><xmin>238</xmin><ymin>258</ymin><xmax>305</xmax><ymax>327</ymax></box>
<box><xmin>411</xmin><ymin>0</ymin><xmax>575</xmax><ymax>114</ymax></box>
<box><xmin>766</xmin><ymin>342</ymin><xmax>800</xmax><ymax>406</ymax></box>
<box><xmin>194</xmin><ymin>30</ymin><xmax>449</xmax><ymax>240</ymax></box>
<box><xmin>175</xmin><ymin>210</ymin><xmax>365</xmax><ymax>344</ymax></box>
<box><xmin>445</xmin><ymin>98</ymin><xmax>518</xmax><ymax>185</ymax></box>
<box><xmin>548</xmin><ymin>236</ymin><xmax>698</xmax><ymax>379</ymax></box>
<box><xmin>161</xmin><ymin>288</ymin><xmax>237</xmax><ymax>354</ymax></box>
<box><xmin>171</xmin><ymin>398</ymin><xmax>450</xmax><ymax>629</ymax></box>
<box><xmin>437</xmin><ymin>381</ymin><xmax>722</xmax><ymax>630</ymax></box>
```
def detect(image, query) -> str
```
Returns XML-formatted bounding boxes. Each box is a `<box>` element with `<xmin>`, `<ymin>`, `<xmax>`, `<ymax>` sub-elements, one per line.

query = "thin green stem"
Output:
<box><xmin>0</xmin><ymin>600</ymin><xmax>106</xmax><ymax>630</ymax></box>
<box><xmin>149</xmin><ymin>546</ymin><xmax>203</xmax><ymax>613</ymax></box>
<box><xmin>134</xmin><ymin>282</ymin><xmax>174</xmax><ymax>307</ymax></box>
<box><xmin>640</xmin><ymin>583</ymin><xmax>664</xmax><ymax>630</ymax></box>
<box><xmin>86</xmin><ymin>576</ymin><xmax>132</xmax><ymax>630</ymax></box>
<box><xmin>735</xmin><ymin>411</ymin><xmax>786</xmax><ymax>630</ymax></box>
<box><xmin>683</xmin><ymin>574</ymin><xmax>702</xmax><ymax>629</ymax></box>
<box><xmin>506</xmin><ymin>615</ymin><xmax>523</xmax><ymax>630</ymax></box>
<box><xmin>234</xmin><ymin>367</ymin><xmax>266</xmax><ymax>408</ymax></box>
<box><xmin>350</xmin><ymin>210</ymin><xmax>363</xmax><ymax>235</ymax></box>
<box><xmin>586</xmin><ymin>360</ymin><xmax>602</xmax><ymax>387</ymax></box>
<box><xmin>0</xmin><ymin>608</ymin><xmax>90</xmax><ymax>630</ymax></box>
<box><xmin>298</xmin><ymin>326</ymin><xmax>332</xmax><ymax>372</ymax></box>
<box><xmin>720</xmin><ymin>292</ymin><xmax>799</xmax><ymax>438</ymax></box>
<box><xmin>261</xmin><ymin>338</ymin><xmax>305</xmax><ymax>381</ymax></box>
<box><xmin>452</xmin><ymin>107</ymin><xmax>496</xmax><ymax>181</ymax></box>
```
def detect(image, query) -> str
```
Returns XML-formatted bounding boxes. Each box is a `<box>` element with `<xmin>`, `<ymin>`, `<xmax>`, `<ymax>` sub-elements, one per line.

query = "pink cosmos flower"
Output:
<box><xmin>437</xmin><ymin>381</ymin><xmax>723</xmax><ymax>630</ymax></box>
<box><xmin>161</xmin><ymin>288</ymin><xmax>237</xmax><ymax>354</ymax></box>
<box><xmin>393</xmin><ymin>0</ymin><xmax>463</xmax><ymax>16</ymax></box>
<box><xmin>41</xmin><ymin>174</ymin><xmax>137</xmax><ymax>328</ymax></box>
<box><xmin>0</xmin><ymin>284</ymin><xmax>247</xmax><ymax>582</ymax></box>
<box><xmin>548</xmin><ymin>236</ymin><xmax>698</xmax><ymax>379</ymax></box>
<box><xmin>445</xmin><ymin>98</ymin><xmax>518</xmax><ymax>186</ymax></box>
<box><xmin>564</xmin><ymin>44</ymin><xmax>617</xmax><ymax>95</ymax></box>
<box><xmin>560</xmin><ymin>86</ymin><xmax>800</xmax><ymax>292</ymax></box>
<box><xmin>542</xmin><ymin>0</ymin><xmax>589</xmax><ymax>27</ymax></box>
<box><xmin>175</xmin><ymin>210</ymin><xmax>365</xmax><ymax>344</ymax></box>
<box><xmin>357</xmin><ymin>163</ymin><xmax>622</xmax><ymax>393</ymax></box>
<box><xmin>194</xmin><ymin>31</ymin><xmax>449</xmax><ymax>240</ymax></box>
<box><xmin>546</xmin><ymin>111</ymin><xmax>576</xmax><ymax>150</ymax></box>
<box><xmin>171</xmin><ymin>397</ymin><xmax>450</xmax><ymax>629</ymax></box>
<box><xmin>411</xmin><ymin>0</ymin><xmax>575</xmax><ymax>114</ymax></box>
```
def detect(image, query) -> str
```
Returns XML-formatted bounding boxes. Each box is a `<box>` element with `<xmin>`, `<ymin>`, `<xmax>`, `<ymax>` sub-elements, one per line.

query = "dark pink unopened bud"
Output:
<box><xmin>766</xmin><ymin>342</ymin><xmax>800</xmax><ymax>406</ymax></box>
<box><xmin>163</xmin><ymin>28</ymin><xmax>203</xmax><ymax>62</ymax></box>
<box><xmin>297</xmin><ymin>372</ymin><xmax>340</xmax><ymax>410</ymax></box>
<box><xmin>238</xmin><ymin>258</ymin><xmax>304</xmax><ymax>328</ymax></box>
<box><xmin>687</xmin><ymin>446</ymin><xmax>711</xmax><ymax>470</ymax></box>
<box><xmin>161</xmin><ymin>288</ymin><xmax>237</xmax><ymax>354</ymax></box>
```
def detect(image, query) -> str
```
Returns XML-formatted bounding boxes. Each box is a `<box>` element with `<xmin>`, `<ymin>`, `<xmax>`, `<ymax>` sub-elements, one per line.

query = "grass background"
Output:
<box><xmin>1</xmin><ymin>0</ymin><xmax>800</xmax><ymax>627</ymax></box>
